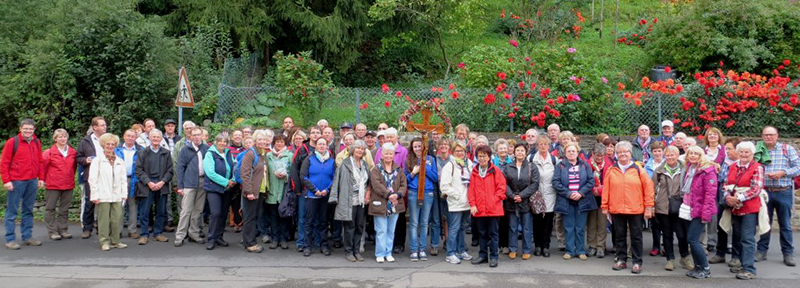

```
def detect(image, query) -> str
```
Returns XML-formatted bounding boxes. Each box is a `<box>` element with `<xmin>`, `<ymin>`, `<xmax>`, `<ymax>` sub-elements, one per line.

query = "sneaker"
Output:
<box><xmin>688</xmin><ymin>267</ymin><xmax>711</xmax><ymax>279</ymax></box>
<box><xmin>280</xmin><ymin>242</ymin><xmax>289</xmax><ymax>249</ymax></box>
<box><xmin>460</xmin><ymin>252</ymin><xmax>473</xmax><ymax>261</ymax></box>
<box><xmin>728</xmin><ymin>258</ymin><xmax>741</xmax><ymax>267</ymax></box>
<box><xmin>730</xmin><ymin>266</ymin><xmax>743</xmax><ymax>273</ymax></box>
<box><xmin>114</xmin><ymin>243</ymin><xmax>128</xmax><ymax>249</ymax></box>
<box><xmin>81</xmin><ymin>231</ymin><xmax>91</xmax><ymax>239</ymax></box>
<box><xmin>597</xmin><ymin>249</ymin><xmax>605</xmax><ymax>258</ymax></box>
<box><xmin>650</xmin><ymin>249</ymin><xmax>660</xmax><ymax>256</ymax></box>
<box><xmin>736</xmin><ymin>271</ymin><xmax>756</xmax><ymax>280</ymax></box>
<box><xmin>680</xmin><ymin>257</ymin><xmax>695</xmax><ymax>270</ymax></box>
<box><xmin>522</xmin><ymin>254</ymin><xmax>531</xmax><ymax>260</ymax></box>
<box><xmin>24</xmin><ymin>239</ymin><xmax>42</xmax><ymax>246</ymax></box>
<box><xmin>446</xmin><ymin>255</ymin><xmax>461</xmax><ymax>264</ymax></box>
<box><xmin>386</xmin><ymin>255</ymin><xmax>396</xmax><ymax>262</ymax></box>
<box><xmin>755</xmin><ymin>252</ymin><xmax>767</xmax><ymax>262</ymax></box>
<box><xmin>321</xmin><ymin>249</ymin><xmax>331</xmax><ymax>256</ymax></box>
<box><xmin>509</xmin><ymin>252</ymin><xmax>517</xmax><ymax>259</ymax></box>
<box><xmin>303</xmin><ymin>249</ymin><xmax>311</xmax><ymax>257</ymax></box>
<box><xmin>578</xmin><ymin>254</ymin><xmax>588</xmax><ymax>261</ymax></box>
<box><xmin>59</xmin><ymin>232</ymin><xmax>73</xmax><ymax>239</ymax></box>
<box><xmin>563</xmin><ymin>254</ymin><xmax>572</xmax><ymax>260</ymax></box>
<box><xmin>153</xmin><ymin>235</ymin><xmax>169</xmax><ymax>242</ymax></box>
<box><xmin>138</xmin><ymin>237</ymin><xmax>148</xmax><ymax>245</ymax></box>
<box><xmin>410</xmin><ymin>252</ymin><xmax>419</xmax><ymax>262</ymax></box>
<box><xmin>708</xmin><ymin>255</ymin><xmax>726</xmax><ymax>264</ymax></box>
<box><xmin>612</xmin><ymin>261</ymin><xmax>627</xmax><ymax>270</ymax></box>
<box><xmin>631</xmin><ymin>264</ymin><xmax>642</xmax><ymax>274</ymax></box>
<box><xmin>784</xmin><ymin>255</ymin><xmax>796</xmax><ymax>267</ymax></box>
<box><xmin>5</xmin><ymin>242</ymin><xmax>20</xmax><ymax>250</ymax></box>
<box><xmin>558</xmin><ymin>244</ymin><xmax>566</xmax><ymax>251</ymax></box>
<box><xmin>246</xmin><ymin>245</ymin><xmax>264</xmax><ymax>253</ymax></box>
<box><xmin>262</xmin><ymin>235</ymin><xmax>272</xmax><ymax>244</ymax></box>
<box><xmin>588</xmin><ymin>248</ymin><xmax>597</xmax><ymax>256</ymax></box>
<box><xmin>542</xmin><ymin>248</ymin><xmax>551</xmax><ymax>258</ymax></box>
<box><xmin>345</xmin><ymin>254</ymin><xmax>356</xmax><ymax>262</ymax></box>
<box><xmin>419</xmin><ymin>251</ymin><xmax>428</xmax><ymax>261</ymax></box>
<box><xmin>430</xmin><ymin>246</ymin><xmax>439</xmax><ymax>256</ymax></box>
<box><xmin>101</xmin><ymin>244</ymin><xmax>111</xmax><ymax>251</ymax></box>
<box><xmin>49</xmin><ymin>234</ymin><xmax>62</xmax><ymax>241</ymax></box>
<box><xmin>269</xmin><ymin>241</ymin><xmax>278</xmax><ymax>249</ymax></box>
<box><xmin>173</xmin><ymin>239</ymin><xmax>185</xmax><ymax>247</ymax></box>
<box><xmin>665</xmin><ymin>260</ymin><xmax>675</xmax><ymax>271</ymax></box>
<box><xmin>354</xmin><ymin>253</ymin><xmax>364</xmax><ymax>262</ymax></box>
<box><xmin>376</xmin><ymin>257</ymin><xmax>385</xmax><ymax>263</ymax></box>
<box><xmin>533</xmin><ymin>247</ymin><xmax>542</xmax><ymax>256</ymax></box>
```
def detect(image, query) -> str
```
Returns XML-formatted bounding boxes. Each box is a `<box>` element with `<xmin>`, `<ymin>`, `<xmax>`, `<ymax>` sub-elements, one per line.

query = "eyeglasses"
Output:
<box><xmin>762</xmin><ymin>133</ymin><xmax>778</xmax><ymax>137</ymax></box>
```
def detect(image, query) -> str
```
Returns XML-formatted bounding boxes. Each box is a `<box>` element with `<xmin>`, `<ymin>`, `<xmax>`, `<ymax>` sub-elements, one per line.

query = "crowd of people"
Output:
<box><xmin>2</xmin><ymin>116</ymin><xmax>798</xmax><ymax>280</ymax></box>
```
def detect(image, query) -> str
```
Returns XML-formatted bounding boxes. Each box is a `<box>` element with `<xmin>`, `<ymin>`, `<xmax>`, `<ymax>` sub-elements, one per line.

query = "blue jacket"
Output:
<box><xmin>176</xmin><ymin>143</ymin><xmax>210</xmax><ymax>189</ymax></box>
<box><xmin>553</xmin><ymin>158</ymin><xmax>597</xmax><ymax>213</ymax></box>
<box><xmin>301</xmin><ymin>151</ymin><xmax>335</xmax><ymax>199</ymax></box>
<box><xmin>203</xmin><ymin>145</ymin><xmax>233</xmax><ymax>194</ymax></box>
<box><xmin>406</xmin><ymin>155</ymin><xmax>439</xmax><ymax>194</ymax></box>
<box><xmin>114</xmin><ymin>144</ymin><xmax>143</xmax><ymax>198</ymax></box>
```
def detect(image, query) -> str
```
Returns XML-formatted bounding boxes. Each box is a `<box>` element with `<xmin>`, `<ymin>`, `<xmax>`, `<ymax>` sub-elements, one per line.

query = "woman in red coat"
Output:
<box><xmin>468</xmin><ymin>145</ymin><xmax>507</xmax><ymax>268</ymax></box>
<box><xmin>40</xmin><ymin>129</ymin><xmax>77</xmax><ymax>240</ymax></box>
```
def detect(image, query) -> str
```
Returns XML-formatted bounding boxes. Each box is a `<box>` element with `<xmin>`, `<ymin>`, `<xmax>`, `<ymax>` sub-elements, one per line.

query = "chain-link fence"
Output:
<box><xmin>216</xmin><ymin>57</ymin><xmax>795</xmax><ymax>137</ymax></box>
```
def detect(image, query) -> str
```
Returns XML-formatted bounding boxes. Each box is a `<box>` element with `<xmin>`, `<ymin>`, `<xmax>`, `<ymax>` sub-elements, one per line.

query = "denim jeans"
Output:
<box><xmin>688</xmin><ymin>218</ymin><xmax>709</xmax><ymax>269</ymax></box>
<box><xmin>138</xmin><ymin>191</ymin><xmax>167</xmax><ymax>237</ymax></box>
<box><xmin>508</xmin><ymin>210</ymin><xmax>533</xmax><ymax>254</ymax></box>
<box><xmin>476</xmin><ymin>216</ymin><xmax>500</xmax><ymax>259</ymax></box>
<box><xmin>429</xmin><ymin>195</ymin><xmax>442</xmax><ymax>248</ymax></box>
<box><xmin>4</xmin><ymin>179</ymin><xmax>37</xmax><ymax>243</ymax></box>
<box><xmin>374</xmin><ymin>214</ymin><xmax>399</xmax><ymax>257</ymax></box>
<box><xmin>758</xmin><ymin>188</ymin><xmax>795</xmax><ymax>256</ymax></box>
<box><xmin>732</xmin><ymin>213</ymin><xmax>758</xmax><ymax>274</ymax></box>
<box><xmin>563</xmin><ymin>204</ymin><xmax>588</xmax><ymax>256</ymax></box>
<box><xmin>407</xmin><ymin>191</ymin><xmax>434</xmax><ymax>253</ymax></box>
<box><xmin>303</xmin><ymin>196</ymin><xmax>329</xmax><ymax>250</ymax></box>
<box><xmin>296</xmin><ymin>196</ymin><xmax>306</xmax><ymax>247</ymax></box>
<box><xmin>446</xmin><ymin>210</ymin><xmax>469</xmax><ymax>256</ymax></box>
<box><xmin>257</xmin><ymin>200</ymin><xmax>270</xmax><ymax>237</ymax></box>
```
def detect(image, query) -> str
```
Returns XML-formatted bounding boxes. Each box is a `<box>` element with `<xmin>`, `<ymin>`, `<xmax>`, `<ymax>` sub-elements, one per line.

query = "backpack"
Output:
<box><xmin>6</xmin><ymin>136</ymin><xmax>41</xmax><ymax>172</ymax></box>
<box><xmin>234</xmin><ymin>147</ymin><xmax>259</xmax><ymax>184</ymax></box>
<box><xmin>278</xmin><ymin>183</ymin><xmax>296</xmax><ymax>218</ymax></box>
<box><xmin>780</xmin><ymin>144</ymin><xmax>800</xmax><ymax>189</ymax></box>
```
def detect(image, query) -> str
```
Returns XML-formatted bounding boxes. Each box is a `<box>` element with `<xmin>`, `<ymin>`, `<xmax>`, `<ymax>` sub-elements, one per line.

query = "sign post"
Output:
<box><xmin>175</xmin><ymin>66</ymin><xmax>195</xmax><ymax>137</ymax></box>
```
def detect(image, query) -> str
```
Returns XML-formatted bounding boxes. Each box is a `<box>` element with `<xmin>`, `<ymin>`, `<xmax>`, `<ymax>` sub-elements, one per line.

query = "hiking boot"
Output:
<box><xmin>755</xmin><ymin>251</ymin><xmax>767</xmax><ymax>262</ymax></box>
<box><xmin>114</xmin><ymin>243</ymin><xmax>128</xmax><ymax>249</ymax></box>
<box><xmin>736</xmin><ymin>271</ymin><xmax>756</xmax><ymax>280</ymax></box>
<box><xmin>138</xmin><ymin>237</ymin><xmax>148</xmax><ymax>245</ymax></box>
<box><xmin>785</xmin><ymin>255</ymin><xmax>796</xmax><ymax>267</ymax></box>
<box><xmin>430</xmin><ymin>246</ymin><xmax>439</xmax><ymax>256</ymax></box>
<box><xmin>728</xmin><ymin>258</ymin><xmax>741</xmax><ymax>267</ymax></box>
<box><xmin>246</xmin><ymin>245</ymin><xmax>263</xmax><ymax>253</ymax></box>
<box><xmin>354</xmin><ymin>253</ymin><xmax>364</xmax><ymax>262</ymax></box>
<box><xmin>153</xmin><ymin>235</ymin><xmax>168</xmax><ymax>242</ymax></box>
<box><xmin>128</xmin><ymin>232</ymin><xmax>139</xmax><ymax>239</ymax></box>
<box><xmin>345</xmin><ymin>254</ymin><xmax>356</xmax><ymax>262</ymax></box>
<box><xmin>81</xmin><ymin>231</ymin><xmax>91</xmax><ymax>239</ymax></box>
<box><xmin>708</xmin><ymin>255</ymin><xmax>726</xmax><ymax>264</ymax></box>
<box><xmin>59</xmin><ymin>232</ymin><xmax>73</xmax><ymax>239</ymax></box>
<box><xmin>49</xmin><ymin>234</ymin><xmax>62</xmax><ymax>241</ymax></box>
<box><xmin>665</xmin><ymin>260</ymin><xmax>675</xmax><ymax>271</ymax></box>
<box><xmin>522</xmin><ymin>253</ymin><xmax>531</xmax><ymax>260</ymax></box>
<box><xmin>269</xmin><ymin>241</ymin><xmax>278</xmax><ymax>249</ymax></box>
<box><xmin>680</xmin><ymin>257</ymin><xmax>695</xmax><ymax>270</ymax></box>
<box><xmin>509</xmin><ymin>252</ymin><xmax>517</xmax><ymax>259</ymax></box>
<box><xmin>24</xmin><ymin>239</ymin><xmax>42</xmax><ymax>246</ymax></box>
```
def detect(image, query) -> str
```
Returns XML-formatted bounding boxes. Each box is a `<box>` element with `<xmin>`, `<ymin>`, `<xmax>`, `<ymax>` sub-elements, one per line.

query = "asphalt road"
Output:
<box><xmin>1</xmin><ymin>223</ymin><xmax>798</xmax><ymax>287</ymax></box>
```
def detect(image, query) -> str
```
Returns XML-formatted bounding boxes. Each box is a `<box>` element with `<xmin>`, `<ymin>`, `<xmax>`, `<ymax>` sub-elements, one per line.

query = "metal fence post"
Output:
<box><xmin>355</xmin><ymin>88</ymin><xmax>361</xmax><ymax>124</ymax></box>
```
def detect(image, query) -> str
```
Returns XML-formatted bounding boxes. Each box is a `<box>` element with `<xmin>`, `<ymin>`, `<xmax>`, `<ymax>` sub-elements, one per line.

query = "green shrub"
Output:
<box><xmin>646</xmin><ymin>0</ymin><xmax>800</xmax><ymax>75</ymax></box>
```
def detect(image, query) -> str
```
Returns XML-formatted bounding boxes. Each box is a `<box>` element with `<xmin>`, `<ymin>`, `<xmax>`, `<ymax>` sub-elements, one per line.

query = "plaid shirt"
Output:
<box><xmin>763</xmin><ymin>142</ymin><xmax>800</xmax><ymax>188</ymax></box>
<box><xmin>725</xmin><ymin>161</ymin><xmax>764</xmax><ymax>202</ymax></box>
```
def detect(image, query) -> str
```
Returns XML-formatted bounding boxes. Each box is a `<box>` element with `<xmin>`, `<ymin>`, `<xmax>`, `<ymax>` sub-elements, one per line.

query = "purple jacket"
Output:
<box><xmin>705</xmin><ymin>145</ymin><xmax>726</xmax><ymax>165</ymax></box>
<box><xmin>684</xmin><ymin>164</ymin><xmax>718</xmax><ymax>222</ymax></box>
<box><xmin>375</xmin><ymin>143</ymin><xmax>408</xmax><ymax>170</ymax></box>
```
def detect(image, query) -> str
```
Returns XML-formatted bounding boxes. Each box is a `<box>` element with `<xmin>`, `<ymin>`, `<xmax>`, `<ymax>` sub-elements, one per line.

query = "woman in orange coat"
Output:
<box><xmin>467</xmin><ymin>145</ymin><xmax>507</xmax><ymax>268</ymax></box>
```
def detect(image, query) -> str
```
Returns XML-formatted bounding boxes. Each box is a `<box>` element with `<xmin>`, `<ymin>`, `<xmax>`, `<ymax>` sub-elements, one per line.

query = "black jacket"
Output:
<box><xmin>176</xmin><ymin>143</ymin><xmax>209</xmax><ymax>189</ymax></box>
<box><xmin>75</xmin><ymin>134</ymin><xmax>97</xmax><ymax>182</ymax></box>
<box><xmin>135</xmin><ymin>147</ymin><xmax>174</xmax><ymax>197</ymax></box>
<box><xmin>290</xmin><ymin>141</ymin><xmax>314</xmax><ymax>195</ymax></box>
<box><xmin>503</xmin><ymin>159</ymin><xmax>540</xmax><ymax>212</ymax></box>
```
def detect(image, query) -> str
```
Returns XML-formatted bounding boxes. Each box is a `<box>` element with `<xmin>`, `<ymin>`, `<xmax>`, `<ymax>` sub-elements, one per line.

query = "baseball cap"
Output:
<box><xmin>661</xmin><ymin>120</ymin><xmax>674</xmax><ymax>128</ymax></box>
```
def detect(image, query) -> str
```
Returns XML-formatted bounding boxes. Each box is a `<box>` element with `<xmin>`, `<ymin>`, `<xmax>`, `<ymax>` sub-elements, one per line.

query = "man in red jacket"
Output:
<box><xmin>2</xmin><ymin>119</ymin><xmax>43</xmax><ymax>250</ymax></box>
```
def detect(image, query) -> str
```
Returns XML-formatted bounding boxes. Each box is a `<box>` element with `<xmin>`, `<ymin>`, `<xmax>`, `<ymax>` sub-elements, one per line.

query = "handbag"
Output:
<box><xmin>678</xmin><ymin>203</ymin><xmax>692</xmax><ymax>221</ymax></box>
<box><xmin>668</xmin><ymin>195</ymin><xmax>683</xmax><ymax>215</ymax></box>
<box><xmin>527</xmin><ymin>164</ymin><xmax>547</xmax><ymax>214</ymax></box>
<box><xmin>278</xmin><ymin>184</ymin><xmax>296</xmax><ymax>218</ymax></box>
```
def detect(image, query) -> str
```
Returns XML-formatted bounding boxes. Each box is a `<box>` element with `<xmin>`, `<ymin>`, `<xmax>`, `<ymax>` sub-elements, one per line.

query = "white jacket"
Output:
<box><xmin>439</xmin><ymin>158</ymin><xmax>473</xmax><ymax>212</ymax></box>
<box><xmin>88</xmin><ymin>153</ymin><xmax>128</xmax><ymax>203</ymax></box>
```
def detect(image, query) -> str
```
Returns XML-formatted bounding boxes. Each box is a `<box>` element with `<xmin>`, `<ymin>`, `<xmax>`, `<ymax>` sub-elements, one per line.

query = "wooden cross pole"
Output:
<box><xmin>406</xmin><ymin>108</ymin><xmax>445</xmax><ymax>206</ymax></box>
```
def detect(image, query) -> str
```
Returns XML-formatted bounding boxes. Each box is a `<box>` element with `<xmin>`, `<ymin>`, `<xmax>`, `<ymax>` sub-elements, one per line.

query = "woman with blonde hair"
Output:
<box><xmin>682</xmin><ymin>146</ymin><xmax>718</xmax><ymax>279</ymax></box>
<box><xmin>88</xmin><ymin>133</ymin><xmax>128</xmax><ymax>251</ymax></box>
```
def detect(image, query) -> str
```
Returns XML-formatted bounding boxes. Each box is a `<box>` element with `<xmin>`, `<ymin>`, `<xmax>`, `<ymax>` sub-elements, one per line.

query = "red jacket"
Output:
<box><xmin>1</xmin><ymin>134</ymin><xmax>43</xmax><ymax>184</ymax></box>
<box><xmin>468</xmin><ymin>162</ymin><xmax>507</xmax><ymax>217</ymax></box>
<box><xmin>40</xmin><ymin>144</ymin><xmax>77</xmax><ymax>190</ymax></box>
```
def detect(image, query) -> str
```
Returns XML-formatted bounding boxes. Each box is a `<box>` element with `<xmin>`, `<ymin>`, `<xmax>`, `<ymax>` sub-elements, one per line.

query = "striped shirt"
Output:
<box><xmin>763</xmin><ymin>142</ymin><xmax>800</xmax><ymax>188</ymax></box>
<box><xmin>568</xmin><ymin>165</ymin><xmax>581</xmax><ymax>195</ymax></box>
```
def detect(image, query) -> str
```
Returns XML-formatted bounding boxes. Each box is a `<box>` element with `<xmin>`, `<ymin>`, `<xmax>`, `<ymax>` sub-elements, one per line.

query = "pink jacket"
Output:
<box><xmin>684</xmin><ymin>164</ymin><xmax>718</xmax><ymax>223</ymax></box>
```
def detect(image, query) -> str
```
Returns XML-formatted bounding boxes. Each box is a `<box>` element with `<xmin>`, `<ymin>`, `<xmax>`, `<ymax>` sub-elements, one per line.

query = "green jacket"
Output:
<box><xmin>265</xmin><ymin>149</ymin><xmax>292</xmax><ymax>204</ymax></box>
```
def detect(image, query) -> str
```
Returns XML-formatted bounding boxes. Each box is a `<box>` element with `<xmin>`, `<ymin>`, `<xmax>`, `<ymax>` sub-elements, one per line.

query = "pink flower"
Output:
<box><xmin>457</xmin><ymin>62</ymin><xmax>465</xmax><ymax>69</ymax></box>
<box><xmin>567</xmin><ymin>47</ymin><xmax>576</xmax><ymax>53</ymax></box>
<box><xmin>601</xmin><ymin>77</ymin><xmax>608</xmax><ymax>84</ymax></box>
<box><xmin>381</xmin><ymin>84</ymin><xmax>390</xmax><ymax>94</ymax></box>
<box><xmin>509</xmin><ymin>39</ymin><xmax>519</xmax><ymax>48</ymax></box>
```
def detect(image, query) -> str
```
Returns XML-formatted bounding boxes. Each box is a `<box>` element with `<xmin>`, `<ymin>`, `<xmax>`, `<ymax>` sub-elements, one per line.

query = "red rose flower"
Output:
<box><xmin>381</xmin><ymin>84</ymin><xmax>390</xmax><ymax>94</ymax></box>
<box><xmin>484</xmin><ymin>94</ymin><xmax>496</xmax><ymax>105</ymax></box>
<box><xmin>384</xmin><ymin>101</ymin><xmax>391</xmax><ymax>108</ymax></box>
<box><xmin>451</xmin><ymin>91</ymin><xmax>460</xmax><ymax>99</ymax></box>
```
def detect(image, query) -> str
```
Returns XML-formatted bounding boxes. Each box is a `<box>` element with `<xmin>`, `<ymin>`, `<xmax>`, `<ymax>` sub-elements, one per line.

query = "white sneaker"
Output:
<box><xmin>446</xmin><ymin>255</ymin><xmax>461</xmax><ymax>264</ymax></box>
<box><xmin>386</xmin><ymin>255</ymin><xmax>396</xmax><ymax>262</ymax></box>
<box><xmin>410</xmin><ymin>252</ymin><xmax>419</xmax><ymax>262</ymax></box>
<box><xmin>376</xmin><ymin>257</ymin><xmax>385</xmax><ymax>263</ymax></box>
<box><xmin>460</xmin><ymin>252</ymin><xmax>474</xmax><ymax>261</ymax></box>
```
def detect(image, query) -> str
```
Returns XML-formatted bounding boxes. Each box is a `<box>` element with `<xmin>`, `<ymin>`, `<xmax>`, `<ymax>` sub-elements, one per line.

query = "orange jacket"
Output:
<box><xmin>601</xmin><ymin>162</ymin><xmax>655</xmax><ymax>215</ymax></box>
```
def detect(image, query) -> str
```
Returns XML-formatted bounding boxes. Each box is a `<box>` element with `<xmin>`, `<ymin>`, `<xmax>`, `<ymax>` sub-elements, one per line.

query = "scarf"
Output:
<box><xmin>350</xmin><ymin>157</ymin><xmax>368</xmax><ymax>207</ymax></box>
<box><xmin>478</xmin><ymin>164</ymin><xmax>489</xmax><ymax>178</ymax></box>
<box><xmin>315</xmin><ymin>150</ymin><xmax>330</xmax><ymax>162</ymax></box>
<box><xmin>664</xmin><ymin>162</ymin><xmax>681</xmax><ymax>178</ymax></box>
<box><xmin>455</xmin><ymin>158</ymin><xmax>471</xmax><ymax>186</ymax></box>
<box><xmin>272</xmin><ymin>146</ymin><xmax>287</xmax><ymax>158</ymax></box>
<box><xmin>591</xmin><ymin>159</ymin><xmax>604</xmax><ymax>179</ymax></box>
